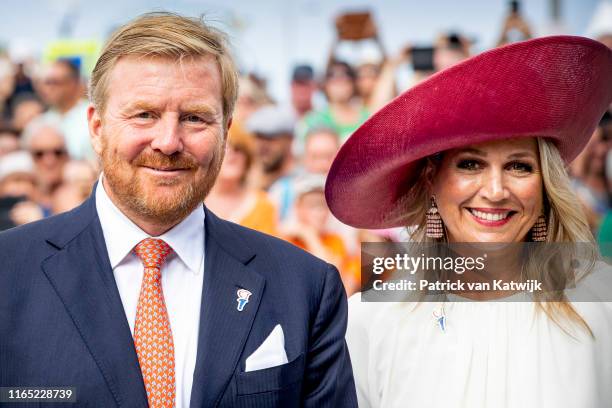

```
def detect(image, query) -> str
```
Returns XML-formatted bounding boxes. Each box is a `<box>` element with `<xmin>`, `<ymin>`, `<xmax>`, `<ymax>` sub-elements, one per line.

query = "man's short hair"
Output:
<box><xmin>89</xmin><ymin>12</ymin><xmax>239</xmax><ymax>128</ymax></box>
<box><xmin>55</xmin><ymin>59</ymin><xmax>81</xmax><ymax>80</ymax></box>
<box><xmin>21</xmin><ymin>116</ymin><xmax>65</xmax><ymax>150</ymax></box>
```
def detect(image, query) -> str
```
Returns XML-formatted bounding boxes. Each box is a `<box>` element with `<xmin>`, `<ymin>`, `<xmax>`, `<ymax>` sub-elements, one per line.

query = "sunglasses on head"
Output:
<box><xmin>31</xmin><ymin>148</ymin><xmax>67</xmax><ymax>160</ymax></box>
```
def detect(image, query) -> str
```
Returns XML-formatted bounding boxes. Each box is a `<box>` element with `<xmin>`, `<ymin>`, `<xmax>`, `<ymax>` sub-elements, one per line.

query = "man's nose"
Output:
<box><xmin>480</xmin><ymin>168</ymin><xmax>509</xmax><ymax>202</ymax></box>
<box><xmin>149</xmin><ymin>116</ymin><xmax>184</xmax><ymax>155</ymax></box>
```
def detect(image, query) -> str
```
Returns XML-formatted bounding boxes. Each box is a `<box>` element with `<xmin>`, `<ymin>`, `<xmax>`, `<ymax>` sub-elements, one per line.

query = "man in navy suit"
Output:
<box><xmin>0</xmin><ymin>12</ymin><xmax>357</xmax><ymax>407</ymax></box>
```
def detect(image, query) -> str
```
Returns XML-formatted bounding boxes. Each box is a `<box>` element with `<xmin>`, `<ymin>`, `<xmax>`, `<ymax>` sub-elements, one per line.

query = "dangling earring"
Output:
<box><xmin>426</xmin><ymin>196</ymin><xmax>444</xmax><ymax>239</ymax></box>
<box><xmin>531</xmin><ymin>214</ymin><xmax>547</xmax><ymax>242</ymax></box>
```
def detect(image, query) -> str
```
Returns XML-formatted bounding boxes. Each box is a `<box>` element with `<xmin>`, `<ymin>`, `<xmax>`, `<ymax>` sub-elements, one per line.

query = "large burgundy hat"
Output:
<box><xmin>325</xmin><ymin>35</ymin><xmax>612</xmax><ymax>229</ymax></box>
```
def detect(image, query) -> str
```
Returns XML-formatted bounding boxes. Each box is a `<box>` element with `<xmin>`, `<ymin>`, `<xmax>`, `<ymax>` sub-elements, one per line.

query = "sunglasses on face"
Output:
<box><xmin>31</xmin><ymin>148</ymin><xmax>68</xmax><ymax>160</ymax></box>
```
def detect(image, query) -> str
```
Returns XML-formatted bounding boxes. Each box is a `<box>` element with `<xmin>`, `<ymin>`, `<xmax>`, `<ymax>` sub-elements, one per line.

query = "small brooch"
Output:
<box><xmin>433</xmin><ymin>307</ymin><xmax>446</xmax><ymax>333</ymax></box>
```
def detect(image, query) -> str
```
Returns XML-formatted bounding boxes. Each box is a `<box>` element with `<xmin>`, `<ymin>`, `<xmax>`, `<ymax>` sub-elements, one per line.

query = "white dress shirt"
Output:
<box><xmin>95</xmin><ymin>176</ymin><xmax>204</xmax><ymax>408</ymax></box>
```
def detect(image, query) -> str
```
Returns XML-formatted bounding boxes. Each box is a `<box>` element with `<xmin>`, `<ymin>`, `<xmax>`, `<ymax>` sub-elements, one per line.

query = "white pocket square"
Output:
<box><xmin>245</xmin><ymin>324</ymin><xmax>289</xmax><ymax>372</ymax></box>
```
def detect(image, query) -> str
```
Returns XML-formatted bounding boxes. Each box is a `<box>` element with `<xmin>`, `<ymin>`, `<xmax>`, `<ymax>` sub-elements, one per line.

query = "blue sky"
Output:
<box><xmin>0</xmin><ymin>0</ymin><xmax>603</xmax><ymax>101</ymax></box>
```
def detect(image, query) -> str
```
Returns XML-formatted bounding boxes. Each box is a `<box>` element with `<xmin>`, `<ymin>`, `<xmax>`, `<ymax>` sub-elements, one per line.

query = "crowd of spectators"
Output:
<box><xmin>1</xmin><ymin>6</ymin><xmax>611</xmax><ymax>294</ymax></box>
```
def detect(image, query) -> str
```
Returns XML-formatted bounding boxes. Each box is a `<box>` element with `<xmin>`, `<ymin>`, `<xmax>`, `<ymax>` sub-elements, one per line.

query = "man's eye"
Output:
<box><xmin>457</xmin><ymin>159</ymin><xmax>481</xmax><ymax>171</ymax></box>
<box><xmin>184</xmin><ymin>114</ymin><xmax>204</xmax><ymax>123</ymax></box>
<box><xmin>507</xmin><ymin>161</ymin><xmax>533</xmax><ymax>173</ymax></box>
<box><xmin>135</xmin><ymin>112</ymin><xmax>154</xmax><ymax>119</ymax></box>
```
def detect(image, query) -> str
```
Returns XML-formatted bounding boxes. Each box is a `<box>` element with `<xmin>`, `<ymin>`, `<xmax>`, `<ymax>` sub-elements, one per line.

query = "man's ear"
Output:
<box><xmin>226</xmin><ymin>116</ymin><xmax>233</xmax><ymax>137</ymax></box>
<box><xmin>222</xmin><ymin>116</ymin><xmax>233</xmax><ymax>142</ymax></box>
<box><xmin>88</xmin><ymin>104</ymin><xmax>103</xmax><ymax>156</ymax></box>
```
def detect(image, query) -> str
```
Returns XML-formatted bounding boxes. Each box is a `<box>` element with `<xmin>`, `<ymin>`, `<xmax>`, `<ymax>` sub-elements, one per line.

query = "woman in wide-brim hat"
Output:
<box><xmin>325</xmin><ymin>36</ymin><xmax>612</xmax><ymax>407</ymax></box>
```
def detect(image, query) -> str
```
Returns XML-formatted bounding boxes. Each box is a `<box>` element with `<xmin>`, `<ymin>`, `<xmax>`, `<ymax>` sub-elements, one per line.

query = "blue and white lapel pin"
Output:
<box><xmin>432</xmin><ymin>305</ymin><xmax>446</xmax><ymax>333</ymax></box>
<box><xmin>236</xmin><ymin>289</ymin><xmax>252</xmax><ymax>312</ymax></box>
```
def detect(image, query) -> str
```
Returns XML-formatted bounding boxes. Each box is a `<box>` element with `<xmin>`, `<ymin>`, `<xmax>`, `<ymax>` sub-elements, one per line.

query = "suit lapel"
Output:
<box><xmin>189</xmin><ymin>209</ymin><xmax>265</xmax><ymax>408</ymax></box>
<box><xmin>41</xmin><ymin>194</ymin><xmax>148</xmax><ymax>408</ymax></box>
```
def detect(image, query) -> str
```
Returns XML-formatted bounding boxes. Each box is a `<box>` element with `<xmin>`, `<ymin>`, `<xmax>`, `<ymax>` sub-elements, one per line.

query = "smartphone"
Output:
<box><xmin>411</xmin><ymin>47</ymin><xmax>435</xmax><ymax>72</ymax></box>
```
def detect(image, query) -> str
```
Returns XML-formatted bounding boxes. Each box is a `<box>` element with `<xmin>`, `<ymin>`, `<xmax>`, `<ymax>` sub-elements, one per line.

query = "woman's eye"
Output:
<box><xmin>507</xmin><ymin>161</ymin><xmax>533</xmax><ymax>173</ymax></box>
<box><xmin>457</xmin><ymin>159</ymin><xmax>481</xmax><ymax>171</ymax></box>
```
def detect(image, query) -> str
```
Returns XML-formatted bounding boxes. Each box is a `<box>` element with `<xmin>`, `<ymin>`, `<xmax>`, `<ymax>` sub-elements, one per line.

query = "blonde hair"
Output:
<box><xmin>404</xmin><ymin>137</ymin><xmax>597</xmax><ymax>336</ymax></box>
<box><xmin>89</xmin><ymin>12</ymin><xmax>238</xmax><ymax>128</ymax></box>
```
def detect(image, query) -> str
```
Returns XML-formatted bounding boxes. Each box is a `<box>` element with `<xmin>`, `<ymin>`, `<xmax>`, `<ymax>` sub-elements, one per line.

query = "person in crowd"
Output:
<box><xmin>247</xmin><ymin>105</ymin><xmax>299</xmax><ymax>221</ymax></box>
<box><xmin>300</xmin><ymin>60</ymin><xmax>370</xmax><ymax>144</ymax></box>
<box><xmin>0</xmin><ymin>150</ymin><xmax>44</xmax><ymax>229</ymax></box>
<box><xmin>21</xmin><ymin>118</ymin><xmax>69</xmax><ymax>213</ymax></box>
<box><xmin>52</xmin><ymin>158</ymin><xmax>100</xmax><ymax>215</ymax></box>
<box><xmin>12</xmin><ymin>62</ymin><xmax>35</xmax><ymax>97</ymax></box>
<box><xmin>205</xmin><ymin>123</ymin><xmax>278</xmax><ymax>235</ymax></box>
<box><xmin>598</xmin><ymin>147</ymin><xmax>612</xmax><ymax>259</ymax></box>
<box><xmin>596</xmin><ymin>111</ymin><xmax>612</xmax><ymax>257</ymax></box>
<box><xmin>0</xmin><ymin>125</ymin><xmax>20</xmax><ymax>157</ymax></box>
<box><xmin>290</xmin><ymin>64</ymin><xmax>317</xmax><ymax>120</ymax></box>
<box><xmin>62</xmin><ymin>158</ymin><xmax>99</xmax><ymax>187</ymax></box>
<box><xmin>51</xmin><ymin>181</ymin><xmax>91</xmax><ymax>215</ymax></box>
<box><xmin>0</xmin><ymin>13</ymin><xmax>357</xmax><ymax>407</ymax></box>
<box><xmin>364</xmin><ymin>31</ymin><xmax>472</xmax><ymax>112</ymax></box>
<box><xmin>10</xmin><ymin>93</ymin><xmax>44</xmax><ymax>132</ymax></box>
<box><xmin>1</xmin><ymin>60</ymin><xmax>35</xmax><ymax>121</ymax></box>
<box><xmin>300</xmin><ymin>126</ymin><xmax>363</xmax><ymax>256</ymax></box>
<box><xmin>355</xmin><ymin>62</ymin><xmax>382</xmax><ymax>108</ymax></box>
<box><xmin>303</xmin><ymin>127</ymin><xmax>340</xmax><ymax>175</ymax></box>
<box><xmin>282</xmin><ymin>173</ymin><xmax>359</xmax><ymax>295</ymax></box>
<box><xmin>0</xmin><ymin>57</ymin><xmax>15</xmax><ymax>121</ymax></box>
<box><xmin>38</xmin><ymin>59</ymin><xmax>93</xmax><ymax>160</ymax></box>
<box><xmin>497</xmin><ymin>0</ymin><xmax>532</xmax><ymax>46</ymax></box>
<box><xmin>570</xmin><ymin>114</ymin><xmax>611</xmax><ymax>233</ymax></box>
<box><xmin>232</xmin><ymin>73</ymin><xmax>274</xmax><ymax>127</ymax></box>
<box><xmin>433</xmin><ymin>32</ymin><xmax>471</xmax><ymax>71</ymax></box>
<box><xmin>325</xmin><ymin>36</ymin><xmax>612</xmax><ymax>407</ymax></box>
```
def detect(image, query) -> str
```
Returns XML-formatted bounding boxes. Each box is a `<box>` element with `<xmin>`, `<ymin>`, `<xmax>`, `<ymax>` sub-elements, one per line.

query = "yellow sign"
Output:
<box><xmin>43</xmin><ymin>39</ymin><xmax>101</xmax><ymax>76</ymax></box>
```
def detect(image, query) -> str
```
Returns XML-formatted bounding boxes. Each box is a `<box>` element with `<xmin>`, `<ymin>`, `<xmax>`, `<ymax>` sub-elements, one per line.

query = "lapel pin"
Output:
<box><xmin>236</xmin><ymin>289</ymin><xmax>252</xmax><ymax>312</ymax></box>
<box><xmin>433</xmin><ymin>306</ymin><xmax>446</xmax><ymax>333</ymax></box>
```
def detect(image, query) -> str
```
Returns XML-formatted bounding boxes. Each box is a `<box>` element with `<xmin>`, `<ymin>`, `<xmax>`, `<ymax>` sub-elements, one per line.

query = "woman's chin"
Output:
<box><xmin>451</xmin><ymin>232</ymin><xmax>519</xmax><ymax>245</ymax></box>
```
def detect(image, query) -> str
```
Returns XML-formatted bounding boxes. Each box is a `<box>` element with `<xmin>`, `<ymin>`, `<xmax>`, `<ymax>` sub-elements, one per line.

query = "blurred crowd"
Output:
<box><xmin>1</xmin><ymin>4</ymin><xmax>611</xmax><ymax>295</ymax></box>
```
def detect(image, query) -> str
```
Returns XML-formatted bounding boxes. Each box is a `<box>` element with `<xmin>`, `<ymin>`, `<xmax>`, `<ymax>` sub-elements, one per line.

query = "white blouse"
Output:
<box><xmin>347</xmin><ymin>262</ymin><xmax>612</xmax><ymax>408</ymax></box>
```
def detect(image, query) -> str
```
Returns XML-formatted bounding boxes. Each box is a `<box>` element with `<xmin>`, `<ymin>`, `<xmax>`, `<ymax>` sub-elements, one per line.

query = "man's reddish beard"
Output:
<box><xmin>101</xmin><ymin>137</ymin><xmax>224</xmax><ymax>227</ymax></box>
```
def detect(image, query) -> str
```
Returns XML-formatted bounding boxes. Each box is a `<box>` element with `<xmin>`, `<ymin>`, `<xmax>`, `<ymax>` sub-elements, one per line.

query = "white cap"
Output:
<box><xmin>246</xmin><ymin>105</ymin><xmax>295</xmax><ymax>137</ymax></box>
<box><xmin>294</xmin><ymin>173</ymin><xmax>327</xmax><ymax>197</ymax></box>
<box><xmin>0</xmin><ymin>150</ymin><xmax>34</xmax><ymax>181</ymax></box>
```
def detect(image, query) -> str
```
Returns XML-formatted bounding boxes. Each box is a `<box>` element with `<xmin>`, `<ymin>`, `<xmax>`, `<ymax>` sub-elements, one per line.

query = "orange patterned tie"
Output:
<box><xmin>133</xmin><ymin>238</ymin><xmax>176</xmax><ymax>408</ymax></box>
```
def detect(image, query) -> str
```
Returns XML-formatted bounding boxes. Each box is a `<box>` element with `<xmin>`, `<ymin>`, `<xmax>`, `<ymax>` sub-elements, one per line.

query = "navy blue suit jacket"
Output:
<box><xmin>0</xmin><ymin>189</ymin><xmax>357</xmax><ymax>407</ymax></box>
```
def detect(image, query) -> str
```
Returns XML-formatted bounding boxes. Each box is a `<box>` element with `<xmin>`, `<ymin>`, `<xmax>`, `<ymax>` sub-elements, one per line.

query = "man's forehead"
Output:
<box><xmin>46</xmin><ymin>62</ymin><xmax>71</xmax><ymax>77</ymax></box>
<box><xmin>106</xmin><ymin>54</ymin><xmax>223</xmax><ymax>109</ymax></box>
<box><xmin>110</xmin><ymin>54</ymin><xmax>218</xmax><ymax>80</ymax></box>
<box><xmin>30</xmin><ymin>130</ymin><xmax>64</xmax><ymax>145</ymax></box>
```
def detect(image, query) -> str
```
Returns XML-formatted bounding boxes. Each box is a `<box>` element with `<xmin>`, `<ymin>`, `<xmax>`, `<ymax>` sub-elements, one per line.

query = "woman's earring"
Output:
<box><xmin>426</xmin><ymin>196</ymin><xmax>444</xmax><ymax>239</ymax></box>
<box><xmin>531</xmin><ymin>214</ymin><xmax>547</xmax><ymax>242</ymax></box>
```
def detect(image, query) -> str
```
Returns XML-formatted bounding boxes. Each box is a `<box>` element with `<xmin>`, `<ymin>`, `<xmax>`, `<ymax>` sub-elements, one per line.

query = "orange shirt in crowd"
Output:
<box><xmin>288</xmin><ymin>233</ymin><xmax>359</xmax><ymax>295</ymax></box>
<box><xmin>238</xmin><ymin>190</ymin><xmax>278</xmax><ymax>236</ymax></box>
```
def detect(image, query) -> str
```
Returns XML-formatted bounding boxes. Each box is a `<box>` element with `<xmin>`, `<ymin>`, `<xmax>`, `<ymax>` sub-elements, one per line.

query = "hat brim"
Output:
<box><xmin>325</xmin><ymin>35</ymin><xmax>612</xmax><ymax>229</ymax></box>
